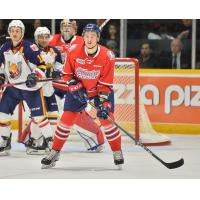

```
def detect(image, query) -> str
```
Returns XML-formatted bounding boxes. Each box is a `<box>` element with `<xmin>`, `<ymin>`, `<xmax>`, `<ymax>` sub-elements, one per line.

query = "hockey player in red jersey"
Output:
<box><xmin>49</xmin><ymin>19</ymin><xmax>83</xmax><ymax>63</ymax></box>
<box><xmin>49</xmin><ymin>19</ymin><xmax>105</xmax><ymax>152</ymax></box>
<box><xmin>41</xmin><ymin>23</ymin><xmax>124</xmax><ymax>169</ymax></box>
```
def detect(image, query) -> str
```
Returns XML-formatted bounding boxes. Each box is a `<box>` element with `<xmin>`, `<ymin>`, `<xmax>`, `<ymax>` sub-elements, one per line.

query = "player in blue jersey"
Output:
<box><xmin>0</xmin><ymin>20</ymin><xmax>53</xmax><ymax>155</ymax></box>
<box><xmin>24</xmin><ymin>27</ymin><xmax>63</xmax><ymax>154</ymax></box>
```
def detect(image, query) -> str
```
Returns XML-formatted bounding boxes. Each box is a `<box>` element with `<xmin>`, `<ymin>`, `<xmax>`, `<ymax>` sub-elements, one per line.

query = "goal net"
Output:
<box><xmin>113</xmin><ymin>58</ymin><xmax>170</xmax><ymax>145</ymax></box>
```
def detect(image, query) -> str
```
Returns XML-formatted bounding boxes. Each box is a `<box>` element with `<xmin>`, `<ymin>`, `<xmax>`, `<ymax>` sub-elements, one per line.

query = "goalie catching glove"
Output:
<box><xmin>97</xmin><ymin>92</ymin><xmax>112</xmax><ymax>120</ymax></box>
<box><xmin>67</xmin><ymin>79</ymin><xmax>88</xmax><ymax>104</ymax></box>
<box><xmin>25</xmin><ymin>73</ymin><xmax>39</xmax><ymax>88</ymax></box>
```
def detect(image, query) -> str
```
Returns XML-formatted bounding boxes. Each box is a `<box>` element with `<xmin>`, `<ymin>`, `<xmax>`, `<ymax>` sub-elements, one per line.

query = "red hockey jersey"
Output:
<box><xmin>62</xmin><ymin>44</ymin><xmax>115</xmax><ymax>97</ymax></box>
<box><xmin>49</xmin><ymin>34</ymin><xmax>83</xmax><ymax>63</ymax></box>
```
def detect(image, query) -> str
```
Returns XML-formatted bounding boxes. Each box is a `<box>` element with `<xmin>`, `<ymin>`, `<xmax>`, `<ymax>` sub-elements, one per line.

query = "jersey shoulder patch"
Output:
<box><xmin>30</xmin><ymin>44</ymin><xmax>39</xmax><ymax>51</ymax></box>
<box><xmin>107</xmin><ymin>50</ymin><xmax>115</xmax><ymax>60</ymax></box>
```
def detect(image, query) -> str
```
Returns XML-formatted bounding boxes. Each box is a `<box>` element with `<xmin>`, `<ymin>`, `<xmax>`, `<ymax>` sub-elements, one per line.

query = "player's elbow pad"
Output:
<box><xmin>33</xmin><ymin>68</ymin><xmax>46</xmax><ymax>79</ymax></box>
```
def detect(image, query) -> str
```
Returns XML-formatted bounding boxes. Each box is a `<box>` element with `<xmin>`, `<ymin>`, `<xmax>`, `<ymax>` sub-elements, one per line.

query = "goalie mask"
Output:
<box><xmin>60</xmin><ymin>19</ymin><xmax>76</xmax><ymax>41</ymax></box>
<box><xmin>34</xmin><ymin>26</ymin><xmax>51</xmax><ymax>47</ymax></box>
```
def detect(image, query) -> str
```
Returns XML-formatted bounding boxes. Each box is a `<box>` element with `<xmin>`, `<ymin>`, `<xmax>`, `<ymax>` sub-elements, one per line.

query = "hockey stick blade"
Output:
<box><xmin>121</xmin><ymin>123</ymin><xmax>184</xmax><ymax>169</ymax></box>
<box><xmin>161</xmin><ymin>158</ymin><xmax>184</xmax><ymax>169</ymax></box>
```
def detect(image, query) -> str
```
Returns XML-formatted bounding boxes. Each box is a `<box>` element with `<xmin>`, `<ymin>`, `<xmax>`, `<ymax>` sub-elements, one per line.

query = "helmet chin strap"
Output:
<box><xmin>11</xmin><ymin>33</ymin><xmax>24</xmax><ymax>47</ymax></box>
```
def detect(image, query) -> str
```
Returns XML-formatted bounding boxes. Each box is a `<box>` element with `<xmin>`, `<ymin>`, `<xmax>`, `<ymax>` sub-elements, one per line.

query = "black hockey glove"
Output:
<box><xmin>26</xmin><ymin>73</ymin><xmax>39</xmax><ymax>88</ymax></box>
<box><xmin>67</xmin><ymin>79</ymin><xmax>88</xmax><ymax>104</ymax></box>
<box><xmin>97</xmin><ymin>92</ymin><xmax>112</xmax><ymax>120</ymax></box>
<box><xmin>52</xmin><ymin>70</ymin><xmax>62</xmax><ymax>80</ymax></box>
<box><xmin>0</xmin><ymin>74</ymin><xmax>5</xmax><ymax>87</ymax></box>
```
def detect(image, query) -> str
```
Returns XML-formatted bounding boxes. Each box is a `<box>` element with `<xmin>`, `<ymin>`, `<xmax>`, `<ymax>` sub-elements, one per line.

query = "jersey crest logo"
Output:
<box><xmin>8</xmin><ymin>61</ymin><xmax>22</xmax><ymax>79</ymax></box>
<box><xmin>85</xmin><ymin>58</ymin><xmax>93</xmax><ymax>64</ymax></box>
<box><xmin>30</xmin><ymin>44</ymin><xmax>39</xmax><ymax>51</ymax></box>
<box><xmin>76</xmin><ymin>67</ymin><xmax>100</xmax><ymax>80</ymax></box>
<box><xmin>107</xmin><ymin>50</ymin><xmax>115</xmax><ymax>60</ymax></box>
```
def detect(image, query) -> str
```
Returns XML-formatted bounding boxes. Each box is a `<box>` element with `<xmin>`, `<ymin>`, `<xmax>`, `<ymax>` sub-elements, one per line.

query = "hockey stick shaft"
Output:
<box><xmin>0</xmin><ymin>77</ymin><xmax>61</xmax><ymax>88</ymax></box>
<box><xmin>89</xmin><ymin>102</ymin><xmax>184</xmax><ymax>169</ymax></box>
<box><xmin>99</xmin><ymin>19</ymin><xmax>110</xmax><ymax>30</ymax></box>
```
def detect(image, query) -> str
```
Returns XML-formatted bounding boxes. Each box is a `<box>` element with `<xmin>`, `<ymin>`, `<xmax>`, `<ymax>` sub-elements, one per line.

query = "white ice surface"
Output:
<box><xmin>0</xmin><ymin>132</ymin><xmax>199</xmax><ymax>179</ymax></box>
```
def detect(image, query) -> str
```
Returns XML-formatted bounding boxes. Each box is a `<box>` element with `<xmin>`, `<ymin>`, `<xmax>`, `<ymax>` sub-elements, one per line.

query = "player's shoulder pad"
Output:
<box><xmin>24</xmin><ymin>40</ymin><xmax>39</xmax><ymax>52</ymax></box>
<box><xmin>68</xmin><ymin>44</ymin><xmax>78</xmax><ymax>53</ymax></box>
<box><xmin>107</xmin><ymin>50</ymin><xmax>115</xmax><ymax>60</ymax></box>
<box><xmin>0</xmin><ymin>41</ymin><xmax>11</xmax><ymax>52</ymax></box>
<box><xmin>30</xmin><ymin>43</ymin><xmax>39</xmax><ymax>51</ymax></box>
<box><xmin>99</xmin><ymin>45</ymin><xmax>115</xmax><ymax>60</ymax></box>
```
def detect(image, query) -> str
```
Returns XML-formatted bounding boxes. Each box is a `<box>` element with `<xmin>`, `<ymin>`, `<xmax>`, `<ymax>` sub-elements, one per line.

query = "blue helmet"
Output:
<box><xmin>82</xmin><ymin>23</ymin><xmax>100</xmax><ymax>37</ymax></box>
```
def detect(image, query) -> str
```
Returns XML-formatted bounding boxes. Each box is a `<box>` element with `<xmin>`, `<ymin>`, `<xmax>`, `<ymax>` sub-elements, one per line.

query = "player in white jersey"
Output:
<box><xmin>22</xmin><ymin>27</ymin><xmax>63</xmax><ymax>154</ymax></box>
<box><xmin>0</xmin><ymin>20</ymin><xmax>53</xmax><ymax>155</ymax></box>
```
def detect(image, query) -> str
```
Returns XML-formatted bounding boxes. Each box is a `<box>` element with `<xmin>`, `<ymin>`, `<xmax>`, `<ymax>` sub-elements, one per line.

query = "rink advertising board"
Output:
<box><xmin>140</xmin><ymin>69</ymin><xmax>200</xmax><ymax>134</ymax></box>
<box><xmin>113</xmin><ymin>67</ymin><xmax>200</xmax><ymax>134</ymax></box>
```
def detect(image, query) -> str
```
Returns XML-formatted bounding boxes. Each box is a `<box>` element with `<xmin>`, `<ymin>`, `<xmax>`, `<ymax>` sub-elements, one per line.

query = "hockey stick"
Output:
<box><xmin>0</xmin><ymin>77</ymin><xmax>61</xmax><ymax>88</ymax></box>
<box><xmin>89</xmin><ymin>102</ymin><xmax>184</xmax><ymax>169</ymax></box>
<box><xmin>99</xmin><ymin>19</ymin><xmax>110</xmax><ymax>31</ymax></box>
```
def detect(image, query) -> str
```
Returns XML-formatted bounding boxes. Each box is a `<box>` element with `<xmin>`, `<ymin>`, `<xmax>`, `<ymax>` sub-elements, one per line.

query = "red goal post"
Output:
<box><xmin>114</xmin><ymin>58</ymin><xmax>139</xmax><ymax>142</ymax></box>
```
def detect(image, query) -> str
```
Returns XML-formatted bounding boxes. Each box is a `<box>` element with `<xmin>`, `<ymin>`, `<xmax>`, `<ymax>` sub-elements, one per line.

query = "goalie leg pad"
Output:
<box><xmin>74</xmin><ymin>124</ymin><xmax>104</xmax><ymax>152</ymax></box>
<box><xmin>75</xmin><ymin>111</ymin><xmax>104</xmax><ymax>145</ymax></box>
